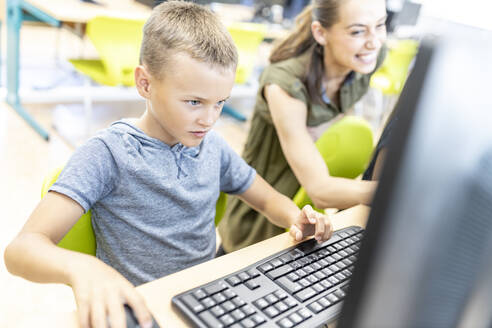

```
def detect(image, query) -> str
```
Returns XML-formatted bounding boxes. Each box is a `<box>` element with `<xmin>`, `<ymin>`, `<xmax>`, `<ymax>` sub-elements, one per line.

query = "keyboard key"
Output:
<box><xmin>198</xmin><ymin>310</ymin><xmax>224</xmax><ymax>328</ymax></box>
<box><xmin>318</xmin><ymin>297</ymin><xmax>331</xmax><ymax>308</ymax></box>
<box><xmin>201</xmin><ymin>297</ymin><xmax>216</xmax><ymax>309</ymax></box>
<box><xmin>193</xmin><ymin>289</ymin><xmax>207</xmax><ymax>300</ymax></box>
<box><xmin>289</xmin><ymin>312</ymin><xmax>303</xmax><ymax>324</ymax></box>
<box><xmin>247</xmin><ymin>268</ymin><xmax>261</xmax><ymax>278</ymax></box>
<box><xmin>265</xmin><ymin>294</ymin><xmax>279</xmax><ymax>304</ymax></box>
<box><xmin>220</xmin><ymin>314</ymin><xmax>235</xmax><ymax>326</ymax></box>
<box><xmin>232</xmin><ymin>297</ymin><xmax>246</xmax><ymax>308</ymax></box>
<box><xmin>277</xmin><ymin>276</ymin><xmax>302</xmax><ymax>294</ymax></box>
<box><xmin>226</xmin><ymin>276</ymin><xmax>241</xmax><ymax>287</ymax></box>
<box><xmin>298</xmin><ymin>308</ymin><xmax>313</xmax><ymax>320</ymax></box>
<box><xmin>210</xmin><ymin>305</ymin><xmax>226</xmax><ymax>317</ymax></box>
<box><xmin>240</xmin><ymin>318</ymin><xmax>256</xmax><ymax>328</ymax></box>
<box><xmin>326</xmin><ymin>293</ymin><xmax>340</xmax><ymax>303</ymax></box>
<box><xmin>204</xmin><ymin>282</ymin><xmax>227</xmax><ymax>296</ymax></box>
<box><xmin>312</xmin><ymin>282</ymin><xmax>325</xmax><ymax>293</ymax></box>
<box><xmin>334</xmin><ymin>289</ymin><xmax>346</xmax><ymax>298</ymax></box>
<box><xmin>231</xmin><ymin>309</ymin><xmax>246</xmax><ymax>321</ymax></box>
<box><xmin>182</xmin><ymin>294</ymin><xmax>205</xmax><ymax>313</ymax></box>
<box><xmin>339</xmin><ymin>231</ymin><xmax>349</xmax><ymax>238</ymax></box>
<box><xmin>279</xmin><ymin>253</ymin><xmax>294</xmax><ymax>263</ymax></box>
<box><xmin>222</xmin><ymin>300</ymin><xmax>236</xmax><ymax>312</ymax></box>
<box><xmin>321</xmin><ymin>279</ymin><xmax>333</xmax><ymax>289</ymax></box>
<box><xmin>264</xmin><ymin>305</ymin><xmax>280</xmax><ymax>318</ymax></box>
<box><xmin>251</xmin><ymin>314</ymin><xmax>266</xmax><ymax>325</ymax></box>
<box><xmin>284</xmin><ymin>297</ymin><xmax>298</xmax><ymax>309</ymax></box>
<box><xmin>242</xmin><ymin>304</ymin><xmax>256</xmax><ymax>316</ymax></box>
<box><xmin>267</xmin><ymin>264</ymin><xmax>294</xmax><ymax>280</ymax></box>
<box><xmin>270</xmin><ymin>258</ymin><xmax>284</xmax><ymax>268</ymax></box>
<box><xmin>223</xmin><ymin>289</ymin><xmax>236</xmax><ymax>299</ymax></box>
<box><xmin>295</xmin><ymin>268</ymin><xmax>308</xmax><ymax>278</ymax></box>
<box><xmin>274</xmin><ymin>289</ymin><xmax>288</xmax><ymax>300</ymax></box>
<box><xmin>258</xmin><ymin>262</ymin><xmax>274</xmax><ymax>273</ymax></box>
<box><xmin>308</xmin><ymin>301</ymin><xmax>323</xmax><ymax>313</ymax></box>
<box><xmin>238</xmin><ymin>272</ymin><xmax>251</xmax><ymax>282</ymax></box>
<box><xmin>212</xmin><ymin>293</ymin><xmax>226</xmax><ymax>304</ymax></box>
<box><xmin>278</xmin><ymin>317</ymin><xmax>295</xmax><ymax>328</ymax></box>
<box><xmin>254</xmin><ymin>298</ymin><xmax>269</xmax><ymax>310</ymax></box>
<box><xmin>274</xmin><ymin>301</ymin><xmax>289</xmax><ymax>313</ymax></box>
<box><xmin>287</xmin><ymin>272</ymin><xmax>300</xmax><ymax>281</ymax></box>
<box><xmin>245</xmin><ymin>280</ymin><xmax>260</xmax><ymax>290</ymax></box>
<box><xmin>289</xmin><ymin>249</ymin><xmax>303</xmax><ymax>259</ymax></box>
<box><xmin>296</xmin><ymin>287</ymin><xmax>316</xmax><ymax>302</ymax></box>
<box><xmin>299</xmin><ymin>278</ymin><xmax>311</xmax><ymax>288</ymax></box>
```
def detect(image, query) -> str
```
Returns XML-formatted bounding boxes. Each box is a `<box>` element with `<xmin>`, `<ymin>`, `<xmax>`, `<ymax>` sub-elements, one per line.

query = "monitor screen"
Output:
<box><xmin>336</xmin><ymin>22</ymin><xmax>492</xmax><ymax>328</ymax></box>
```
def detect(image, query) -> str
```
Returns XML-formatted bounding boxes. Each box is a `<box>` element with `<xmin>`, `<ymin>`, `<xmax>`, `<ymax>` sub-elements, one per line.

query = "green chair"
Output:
<box><xmin>293</xmin><ymin>116</ymin><xmax>374</xmax><ymax>210</ymax></box>
<box><xmin>370</xmin><ymin>39</ymin><xmax>419</xmax><ymax>96</ymax></box>
<box><xmin>41</xmin><ymin>167</ymin><xmax>96</xmax><ymax>256</ymax></box>
<box><xmin>222</xmin><ymin>22</ymin><xmax>267</xmax><ymax>122</ymax></box>
<box><xmin>69</xmin><ymin>16</ymin><xmax>146</xmax><ymax>87</ymax></box>
<box><xmin>42</xmin><ymin>167</ymin><xmax>228</xmax><ymax>254</ymax></box>
<box><xmin>226</xmin><ymin>22</ymin><xmax>266</xmax><ymax>85</ymax></box>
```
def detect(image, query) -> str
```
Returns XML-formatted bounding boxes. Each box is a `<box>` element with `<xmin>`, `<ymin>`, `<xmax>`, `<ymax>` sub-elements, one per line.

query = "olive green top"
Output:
<box><xmin>218</xmin><ymin>49</ymin><xmax>386</xmax><ymax>253</ymax></box>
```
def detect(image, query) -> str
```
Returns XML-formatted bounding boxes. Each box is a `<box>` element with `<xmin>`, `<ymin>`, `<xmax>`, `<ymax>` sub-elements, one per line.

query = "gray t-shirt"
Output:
<box><xmin>50</xmin><ymin>120</ymin><xmax>256</xmax><ymax>286</ymax></box>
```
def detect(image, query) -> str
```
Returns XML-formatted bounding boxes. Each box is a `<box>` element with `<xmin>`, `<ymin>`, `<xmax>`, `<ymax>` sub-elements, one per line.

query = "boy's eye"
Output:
<box><xmin>187</xmin><ymin>100</ymin><xmax>201</xmax><ymax>106</ymax></box>
<box><xmin>217</xmin><ymin>100</ymin><xmax>225</xmax><ymax>106</ymax></box>
<box><xmin>377</xmin><ymin>23</ymin><xmax>386</xmax><ymax>29</ymax></box>
<box><xmin>351</xmin><ymin>30</ymin><xmax>365</xmax><ymax>36</ymax></box>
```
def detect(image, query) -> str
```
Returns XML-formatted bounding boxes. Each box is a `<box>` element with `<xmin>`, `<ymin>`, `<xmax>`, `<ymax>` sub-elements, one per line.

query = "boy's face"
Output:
<box><xmin>136</xmin><ymin>53</ymin><xmax>235</xmax><ymax>147</ymax></box>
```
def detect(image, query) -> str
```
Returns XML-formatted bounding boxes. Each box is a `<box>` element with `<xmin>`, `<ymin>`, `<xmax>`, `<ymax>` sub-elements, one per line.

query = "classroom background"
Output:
<box><xmin>0</xmin><ymin>0</ymin><xmax>490</xmax><ymax>326</ymax></box>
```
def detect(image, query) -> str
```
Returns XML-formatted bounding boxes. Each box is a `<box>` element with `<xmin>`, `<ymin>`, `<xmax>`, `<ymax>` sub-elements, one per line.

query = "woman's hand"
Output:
<box><xmin>289</xmin><ymin>205</ymin><xmax>333</xmax><ymax>243</ymax></box>
<box><xmin>69</xmin><ymin>256</ymin><xmax>153</xmax><ymax>328</ymax></box>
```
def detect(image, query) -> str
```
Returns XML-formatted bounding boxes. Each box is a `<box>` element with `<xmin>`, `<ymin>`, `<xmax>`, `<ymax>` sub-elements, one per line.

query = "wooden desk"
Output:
<box><xmin>140</xmin><ymin>204</ymin><xmax>370</xmax><ymax>327</ymax></box>
<box><xmin>16</xmin><ymin>205</ymin><xmax>369</xmax><ymax>327</ymax></box>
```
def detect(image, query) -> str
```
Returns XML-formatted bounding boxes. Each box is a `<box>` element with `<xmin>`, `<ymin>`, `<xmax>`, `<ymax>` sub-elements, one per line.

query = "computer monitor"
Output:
<box><xmin>336</xmin><ymin>22</ymin><xmax>492</xmax><ymax>328</ymax></box>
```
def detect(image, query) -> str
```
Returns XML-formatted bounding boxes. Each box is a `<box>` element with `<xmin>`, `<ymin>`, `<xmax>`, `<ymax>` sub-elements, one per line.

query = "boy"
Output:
<box><xmin>4</xmin><ymin>2</ymin><xmax>333</xmax><ymax>328</ymax></box>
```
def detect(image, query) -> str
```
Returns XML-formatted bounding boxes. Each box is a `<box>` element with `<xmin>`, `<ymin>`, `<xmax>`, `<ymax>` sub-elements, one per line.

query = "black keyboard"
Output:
<box><xmin>172</xmin><ymin>226</ymin><xmax>364</xmax><ymax>328</ymax></box>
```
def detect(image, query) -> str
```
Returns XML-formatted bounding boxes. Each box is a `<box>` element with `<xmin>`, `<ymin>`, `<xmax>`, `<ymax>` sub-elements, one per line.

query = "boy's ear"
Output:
<box><xmin>311</xmin><ymin>21</ymin><xmax>327</xmax><ymax>46</ymax></box>
<box><xmin>135</xmin><ymin>65</ymin><xmax>152</xmax><ymax>99</ymax></box>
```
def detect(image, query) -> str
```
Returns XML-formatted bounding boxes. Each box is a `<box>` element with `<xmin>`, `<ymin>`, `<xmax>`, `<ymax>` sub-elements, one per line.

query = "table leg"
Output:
<box><xmin>6</xmin><ymin>0</ymin><xmax>50</xmax><ymax>140</ymax></box>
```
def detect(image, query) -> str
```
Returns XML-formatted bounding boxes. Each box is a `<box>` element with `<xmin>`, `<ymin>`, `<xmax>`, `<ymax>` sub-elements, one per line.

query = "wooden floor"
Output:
<box><xmin>0</xmin><ymin>23</ymin><xmax>250</xmax><ymax>327</ymax></box>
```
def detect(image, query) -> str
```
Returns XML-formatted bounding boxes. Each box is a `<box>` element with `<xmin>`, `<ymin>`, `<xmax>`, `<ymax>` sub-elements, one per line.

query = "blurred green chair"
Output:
<box><xmin>370</xmin><ymin>39</ymin><xmax>419</xmax><ymax>95</ymax></box>
<box><xmin>222</xmin><ymin>22</ymin><xmax>267</xmax><ymax>122</ymax></box>
<box><xmin>41</xmin><ymin>167</ymin><xmax>96</xmax><ymax>256</ymax></box>
<box><xmin>293</xmin><ymin>116</ymin><xmax>374</xmax><ymax>210</ymax></box>
<box><xmin>69</xmin><ymin>16</ymin><xmax>145</xmax><ymax>87</ymax></box>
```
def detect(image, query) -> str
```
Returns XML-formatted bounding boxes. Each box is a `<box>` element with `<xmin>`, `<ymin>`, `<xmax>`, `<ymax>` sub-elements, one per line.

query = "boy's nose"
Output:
<box><xmin>198</xmin><ymin>106</ymin><xmax>220</xmax><ymax>126</ymax></box>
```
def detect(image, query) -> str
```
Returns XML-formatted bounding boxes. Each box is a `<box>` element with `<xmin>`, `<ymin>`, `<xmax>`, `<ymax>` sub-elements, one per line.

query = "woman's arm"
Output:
<box><xmin>4</xmin><ymin>192</ymin><xmax>152</xmax><ymax>328</ymax></box>
<box><xmin>264</xmin><ymin>84</ymin><xmax>376</xmax><ymax>209</ymax></box>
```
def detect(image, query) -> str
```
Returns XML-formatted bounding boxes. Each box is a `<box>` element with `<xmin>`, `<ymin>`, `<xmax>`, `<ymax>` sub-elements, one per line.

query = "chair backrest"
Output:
<box><xmin>293</xmin><ymin>116</ymin><xmax>374</xmax><ymax>209</ymax></box>
<box><xmin>370</xmin><ymin>39</ymin><xmax>419</xmax><ymax>95</ymax></box>
<box><xmin>86</xmin><ymin>16</ymin><xmax>146</xmax><ymax>86</ymax></box>
<box><xmin>227</xmin><ymin>22</ymin><xmax>266</xmax><ymax>84</ymax></box>
<box><xmin>41</xmin><ymin>167</ymin><xmax>96</xmax><ymax>256</ymax></box>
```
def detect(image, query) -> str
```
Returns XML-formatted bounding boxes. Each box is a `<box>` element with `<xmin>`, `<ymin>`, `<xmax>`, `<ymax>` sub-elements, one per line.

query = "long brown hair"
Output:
<box><xmin>269</xmin><ymin>0</ymin><xmax>340</xmax><ymax>105</ymax></box>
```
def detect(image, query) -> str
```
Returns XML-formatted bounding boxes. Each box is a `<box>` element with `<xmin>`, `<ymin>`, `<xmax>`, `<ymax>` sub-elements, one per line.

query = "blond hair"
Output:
<box><xmin>270</xmin><ymin>0</ymin><xmax>341</xmax><ymax>105</ymax></box>
<box><xmin>140</xmin><ymin>1</ymin><xmax>238</xmax><ymax>79</ymax></box>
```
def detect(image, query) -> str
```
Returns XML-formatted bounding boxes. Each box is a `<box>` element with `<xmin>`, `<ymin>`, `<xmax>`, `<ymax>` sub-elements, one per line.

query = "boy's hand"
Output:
<box><xmin>70</xmin><ymin>256</ymin><xmax>153</xmax><ymax>328</ymax></box>
<box><xmin>289</xmin><ymin>205</ymin><xmax>333</xmax><ymax>243</ymax></box>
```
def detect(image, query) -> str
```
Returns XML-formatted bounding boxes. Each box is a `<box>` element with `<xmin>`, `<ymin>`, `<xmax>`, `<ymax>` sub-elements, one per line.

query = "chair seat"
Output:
<box><xmin>69</xmin><ymin>59</ymin><xmax>135</xmax><ymax>87</ymax></box>
<box><xmin>293</xmin><ymin>116</ymin><xmax>374</xmax><ymax>211</ymax></box>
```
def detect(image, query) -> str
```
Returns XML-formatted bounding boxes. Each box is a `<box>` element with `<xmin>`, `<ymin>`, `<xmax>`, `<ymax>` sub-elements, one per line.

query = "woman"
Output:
<box><xmin>218</xmin><ymin>0</ymin><xmax>387</xmax><ymax>254</ymax></box>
